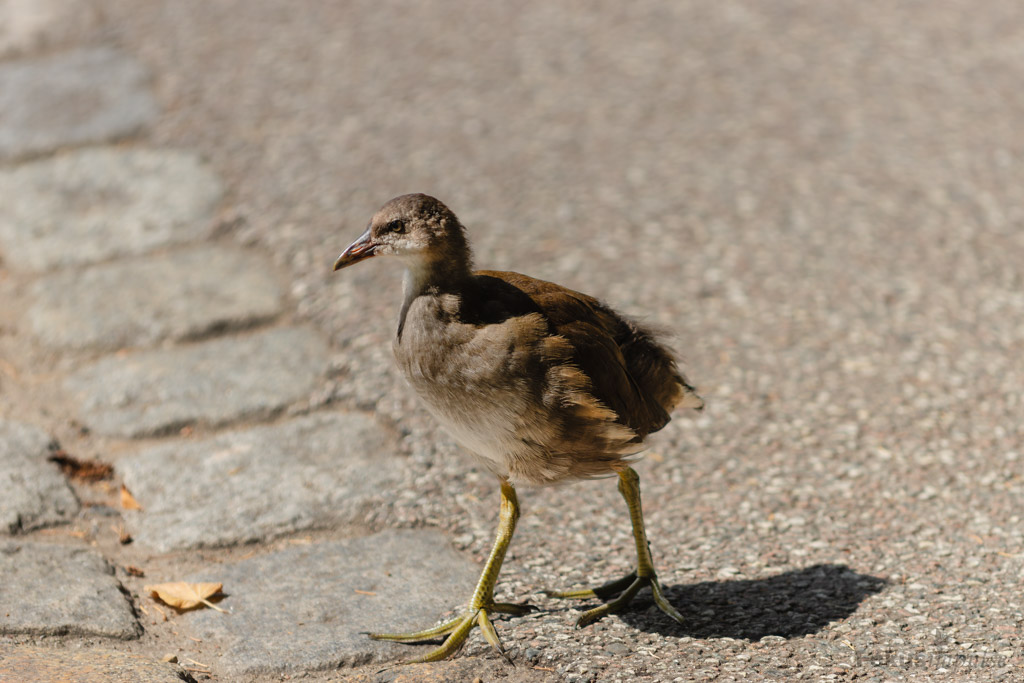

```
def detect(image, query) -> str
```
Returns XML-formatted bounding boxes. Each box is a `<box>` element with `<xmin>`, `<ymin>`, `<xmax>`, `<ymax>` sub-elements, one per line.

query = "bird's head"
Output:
<box><xmin>333</xmin><ymin>193</ymin><xmax>470</xmax><ymax>274</ymax></box>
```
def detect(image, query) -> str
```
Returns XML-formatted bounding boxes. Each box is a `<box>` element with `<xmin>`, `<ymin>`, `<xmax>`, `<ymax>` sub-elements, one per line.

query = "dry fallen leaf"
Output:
<box><xmin>120</xmin><ymin>484</ymin><xmax>142</xmax><ymax>510</ymax></box>
<box><xmin>144</xmin><ymin>582</ymin><xmax>226</xmax><ymax>613</ymax></box>
<box><xmin>48</xmin><ymin>451</ymin><xmax>114</xmax><ymax>482</ymax></box>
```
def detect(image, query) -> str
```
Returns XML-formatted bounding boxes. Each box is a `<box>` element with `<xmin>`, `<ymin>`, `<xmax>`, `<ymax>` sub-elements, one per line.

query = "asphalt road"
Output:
<box><xmin>3</xmin><ymin>1</ymin><xmax>1023</xmax><ymax>681</ymax></box>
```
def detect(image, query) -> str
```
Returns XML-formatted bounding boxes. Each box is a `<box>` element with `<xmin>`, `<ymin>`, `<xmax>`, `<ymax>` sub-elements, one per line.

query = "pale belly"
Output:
<box><xmin>394</xmin><ymin>309</ymin><xmax>551</xmax><ymax>478</ymax></box>
<box><xmin>405</xmin><ymin>366</ymin><xmax>541</xmax><ymax>478</ymax></box>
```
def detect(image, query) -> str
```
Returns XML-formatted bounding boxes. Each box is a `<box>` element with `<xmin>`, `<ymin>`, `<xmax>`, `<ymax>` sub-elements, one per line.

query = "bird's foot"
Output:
<box><xmin>546</xmin><ymin>570</ymin><xmax>683</xmax><ymax>628</ymax></box>
<box><xmin>368</xmin><ymin>601</ymin><xmax>533</xmax><ymax>664</ymax></box>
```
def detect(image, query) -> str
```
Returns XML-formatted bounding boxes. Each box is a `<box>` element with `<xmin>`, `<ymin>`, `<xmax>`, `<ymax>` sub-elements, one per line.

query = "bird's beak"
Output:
<box><xmin>333</xmin><ymin>227</ymin><xmax>376</xmax><ymax>271</ymax></box>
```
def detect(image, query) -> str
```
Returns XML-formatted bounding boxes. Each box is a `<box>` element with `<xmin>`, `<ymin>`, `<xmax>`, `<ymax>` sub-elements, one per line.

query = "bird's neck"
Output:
<box><xmin>397</xmin><ymin>251</ymin><xmax>472</xmax><ymax>338</ymax></box>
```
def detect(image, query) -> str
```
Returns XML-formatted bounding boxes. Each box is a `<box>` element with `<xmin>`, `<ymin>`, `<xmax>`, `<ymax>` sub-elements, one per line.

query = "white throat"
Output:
<box><xmin>397</xmin><ymin>255</ymin><xmax>434</xmax><ymax>339</ymax></box>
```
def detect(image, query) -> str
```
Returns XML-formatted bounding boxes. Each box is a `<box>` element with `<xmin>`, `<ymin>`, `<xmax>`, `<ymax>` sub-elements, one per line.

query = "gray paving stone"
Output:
<box><xmin>0</xmin><ymin>420</ymin><xmax>78</xmax><ymax>534</ymax></box>
<box><xmin>28</xmin><ymin>246</ymin><xmax>285</xmax><ymax>352</ymax></box>
<box><xmin>0</xmin><ymin>645</ymin><xmax>187</xmax><ymax>683</ymax></box>
<box><xmin>0</xmin><ymin>0</ymin><xmax>104</xmax><ymax>60</ymax></box>
<box><xmin>183</xmin><ymin>530</ymin><xmax>480</xmax><ymax>675</ymax></box>
<box><xmin>0</xmin><ymin>542</ymin><xmax>141</xmax><ymax>639</ymax></box>
<box><xmin>64</xmin><ymin>327</ymin><xmax>329</xmax><ymax>438</ymax></box>
<box><xmin>0</xmin><ymin>147</ymin><xmax>222</xmax><ymax>272</ymax></box>
<box><xmin>119</xmin><ymin>412</ymin><xmax>402</xmax><ymax>552</ymax></box>
<box><xmin>0</xmin><ymin>46</ymin><xmax>157</xmax><ymax>161</ymax></box>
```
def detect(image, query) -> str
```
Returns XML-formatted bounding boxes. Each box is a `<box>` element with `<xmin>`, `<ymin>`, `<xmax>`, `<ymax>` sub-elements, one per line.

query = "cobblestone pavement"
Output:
<box><xmin>1</xmin><ymin>1</ymin><xmax>1023</xmax><ymax>681</ymax></box>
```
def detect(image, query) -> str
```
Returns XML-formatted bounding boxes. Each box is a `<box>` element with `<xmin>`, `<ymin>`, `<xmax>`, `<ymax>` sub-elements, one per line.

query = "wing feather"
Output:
<box><xmin>474</xmin><ymin>270</ymin><xmax>702</xmax><ymax>438</ymax></box>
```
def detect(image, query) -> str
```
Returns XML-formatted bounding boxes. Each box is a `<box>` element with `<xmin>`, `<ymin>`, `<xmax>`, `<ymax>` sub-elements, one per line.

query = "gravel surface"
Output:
<box><xmin>1</xmin><ymin>1</ymin><xmax>1022</xmax><ymax>681</ymax></box>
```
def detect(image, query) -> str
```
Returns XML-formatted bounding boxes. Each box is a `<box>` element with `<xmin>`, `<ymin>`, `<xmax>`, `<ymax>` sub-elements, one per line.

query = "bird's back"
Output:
<box><xmin>474</xmin><ymin>270</ymin><xmax>703</xmax><ymax>438</ymax></box>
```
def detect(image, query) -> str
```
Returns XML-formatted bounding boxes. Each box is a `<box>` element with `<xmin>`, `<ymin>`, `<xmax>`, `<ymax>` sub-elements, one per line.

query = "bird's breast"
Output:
<box><xmin>392</xmin><ymin>297</ymin><xmax>552</xmax><ymax>472</ymax></box>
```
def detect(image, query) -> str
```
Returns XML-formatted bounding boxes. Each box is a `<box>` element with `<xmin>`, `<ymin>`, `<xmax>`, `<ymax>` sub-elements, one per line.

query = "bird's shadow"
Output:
<box><xmin>611</xmin><ymin>563</ymin><xmax>887</xmax><ymax>640</ymax></box>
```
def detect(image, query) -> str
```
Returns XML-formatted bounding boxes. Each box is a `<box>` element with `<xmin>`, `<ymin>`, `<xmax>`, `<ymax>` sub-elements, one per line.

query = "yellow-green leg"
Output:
<box><xmin>547</xmin><ymin>467</ymin><xmax>684</xmax><ymax>628</ymax></box>
<box><xmin>368</xmin><ymin>479</ymin><xmax>531</xmax><ymax>663</ymax></box>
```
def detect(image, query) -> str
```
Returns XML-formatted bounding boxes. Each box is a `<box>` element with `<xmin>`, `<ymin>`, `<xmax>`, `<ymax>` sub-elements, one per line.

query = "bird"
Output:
<box><xmin>333</xmin><ymin>193</ymin><xmax>703</xmax><ymax>663</ymax></box>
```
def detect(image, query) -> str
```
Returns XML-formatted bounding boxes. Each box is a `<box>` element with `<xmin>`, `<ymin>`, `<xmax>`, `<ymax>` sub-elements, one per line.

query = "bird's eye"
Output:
<box><xmin>386</xmin><ymin>219</ymin><xmax>406</xmax><ymax>234</ymax></box>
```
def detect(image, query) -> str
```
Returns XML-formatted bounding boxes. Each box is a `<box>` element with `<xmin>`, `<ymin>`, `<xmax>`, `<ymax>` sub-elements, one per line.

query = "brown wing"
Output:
<box><xmin>473</xmin><ymin>270</ymin><xmax>702</xmax><ymax>438</ymax></box>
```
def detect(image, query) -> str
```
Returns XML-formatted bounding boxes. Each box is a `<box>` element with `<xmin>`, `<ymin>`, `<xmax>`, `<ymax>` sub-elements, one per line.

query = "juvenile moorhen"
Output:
<box><xmin>334</xmin><ymin>194</ymin><xmax>703</xmax><ymax>662</ymax></box>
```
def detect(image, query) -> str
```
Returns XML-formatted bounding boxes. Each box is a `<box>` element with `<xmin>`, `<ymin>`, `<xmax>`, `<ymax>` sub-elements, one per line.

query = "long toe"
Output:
<box><xmin>491</xmin><ymin>601</ymin><xmax>536</xmax><ymax>616</ymax></box>
<box><xmin>367</xmin><ymin>614</ymin><xmax>465</xmax><ymax>643</ymax></box>
<box><xmin>407</xmin><ymin>612</ymin><xmax>479</xmax><ymax>663</ymax></box>
<box><xmin>574</xmin><ymin>575</ymin><xmax>646</xmax><ymax>628</ymax></box>
<box><xmin>368</xmin><ymin>606</ymin><xmax>518</xmax><ymax>664</ymax></box>
<box><xmin>549</xmin><ymin>571</ymin><xmax>684</xmax><ymax>628</ymax></box>
<box><xmin>649</xmin><ymin>576</ymin><xmax>685</xmax><ymax>624</ymax></box>
<box><xmin>546</xmin><ymin>571</ymin><xmax>638</xmax><ymax>601</ymax></box>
